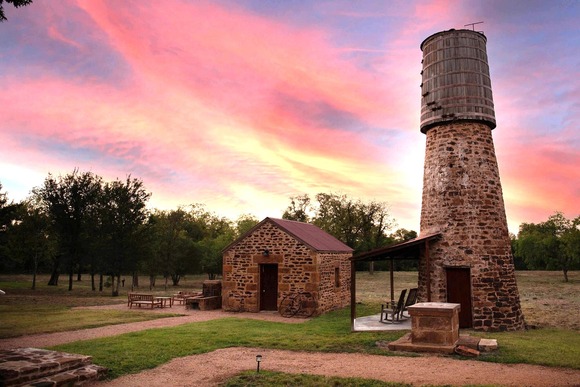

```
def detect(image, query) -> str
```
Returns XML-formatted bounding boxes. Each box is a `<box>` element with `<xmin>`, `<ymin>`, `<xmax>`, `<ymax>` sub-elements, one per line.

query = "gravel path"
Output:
<box><xmin>2</xmin><ymin>305</ymin><xmax>579</xmax><ymax>386</ymax></box>
<box><xmin>88</xmin><ymin>347</ymin><xmax>580</xmax><ymax>387</ymax></box>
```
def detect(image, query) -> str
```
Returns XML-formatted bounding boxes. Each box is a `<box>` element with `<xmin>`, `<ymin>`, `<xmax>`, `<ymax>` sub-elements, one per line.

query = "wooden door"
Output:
<box><xmin>446</xmin><ymin>267</ymin><xmax>473</xmax><ymax>328</ymax></box>
<box><xmin>260</xmin><ymin>264</ymin><xmax>278</xmax><ymax>311</ymax></box>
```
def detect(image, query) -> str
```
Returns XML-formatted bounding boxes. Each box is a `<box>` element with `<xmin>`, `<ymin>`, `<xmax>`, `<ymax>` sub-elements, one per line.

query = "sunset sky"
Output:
<box><xmin>1</xmin><ymin>0</ymin><xmax>578</xmax><ymax>234</ymax></box>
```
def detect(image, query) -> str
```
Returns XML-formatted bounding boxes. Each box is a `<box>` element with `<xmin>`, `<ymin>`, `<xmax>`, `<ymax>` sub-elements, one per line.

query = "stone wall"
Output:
<box><xmin>222</xmin><ymin>221</ymin><xmax>351</xmax><ymax>314</ymax></box>
<box><xmin>316</xmin><ymin>252</ymin><xmax>351</xmax><ymax>313</ymax></box>
<box><xmin>418</xmin><ymin>121</ymin><xmax>525</xmax><ymax>331</ymax></box>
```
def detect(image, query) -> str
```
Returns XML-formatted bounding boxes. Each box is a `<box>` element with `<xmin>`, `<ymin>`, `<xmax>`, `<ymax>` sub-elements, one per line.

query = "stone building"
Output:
<box><xmin>417</xmin><ymin>29</ymin><xmax>525</xmax><ymax>331</ymax></box>
<box><xmin>222</xmin><ymin>217</ymin><xmax>353</xmax><ymax>315</ymax></box>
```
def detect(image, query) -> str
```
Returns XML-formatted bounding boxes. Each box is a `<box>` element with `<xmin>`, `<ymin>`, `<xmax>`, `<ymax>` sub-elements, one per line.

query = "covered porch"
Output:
<box><xmin>350</xmin><ymin>233</ymin><xmax>441</xmax><ymax>332</ymax></box>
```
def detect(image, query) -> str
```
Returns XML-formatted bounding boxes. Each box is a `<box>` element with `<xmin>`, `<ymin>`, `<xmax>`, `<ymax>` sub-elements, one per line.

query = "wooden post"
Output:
<box><xmin>350</xmin><ymin>260</ymin><xmax>356</xmax><ymax>331</ymax></box>
<box><xmin>389</xmin><ymin>259</ymin><xmax>395</xmax><ymax>303</ymax></box>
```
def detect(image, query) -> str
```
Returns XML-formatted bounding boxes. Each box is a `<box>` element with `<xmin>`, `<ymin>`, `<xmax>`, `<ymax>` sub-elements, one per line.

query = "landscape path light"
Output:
<box><xmin>256</xmin><ymin>354</ymin><xmax>262</xmax><ymax>373</ymax></box>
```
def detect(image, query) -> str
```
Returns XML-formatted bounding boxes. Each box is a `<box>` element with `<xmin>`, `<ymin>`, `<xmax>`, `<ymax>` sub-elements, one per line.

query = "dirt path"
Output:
<box><xmin>2</xmin><ymin>306</ymin><xmax>579</xmax><ymax>386</ymax></box>
<box><xmin>89</xmin><ymin>347</ymin><xmax>580</xmax><ymax>387</ymax></box>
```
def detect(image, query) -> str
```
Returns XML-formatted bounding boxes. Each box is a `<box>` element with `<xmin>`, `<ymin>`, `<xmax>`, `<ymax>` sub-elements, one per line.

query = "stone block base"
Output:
<box><xmin>388</xmin><ymin>333</ymin><xmax>456</xmax><ymax>354</ymax></box>
<box><xmin>0</xmin><ymin>348</ymin><xmax>107</xmax><ymax>386</ymax></box>
<box><xmin>478</xmin><ymin>338</ymin><xmax>498</xmax><ymax>352</ymax></box>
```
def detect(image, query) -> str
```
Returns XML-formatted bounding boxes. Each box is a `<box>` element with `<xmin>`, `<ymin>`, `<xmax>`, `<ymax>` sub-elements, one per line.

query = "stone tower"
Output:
<box><xmin>417</xmin><ymin>29</ymin><xmax>525</xmax><ymax>331</ymax></box>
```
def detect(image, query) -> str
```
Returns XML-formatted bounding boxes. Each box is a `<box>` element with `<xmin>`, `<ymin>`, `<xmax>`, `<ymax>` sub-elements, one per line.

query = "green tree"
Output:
<box><xmin>99</xmin><ymin>176</ymin><xmax>151</xmax><ymax>296</ymax></box>
<box><xmin>282</xmin><ymin>192</ymin><xmax>398</xmax><ymax>274</ymax></box>
<box><xmin>192</xmin><ymin>207</ymin><xmax>235</xmax><ymax>279</ymax></box>
<box><xmin>147</xmin><ymin>207</ymin><xmax>201</xmax><ymax>288</ymax></box>
<box><xmin>235</xmin><ymin>214</ymin><xmax>259</xmax><ymax>237</ymax></box>
<box><xmin>390</xmin><ymin>228</ymin><xmax>417</xmax><ymax>242</ymax></box>
<box><xmin>7</xmin><ymin>201</ymin><xmax>57</xmax><ymax>289</ymax></box>
<box><xmin>516</xmin><ymin>212</ymin><xmax>580</xmax><ymax>282</ymax></box>
<box><xmin>0</xmin><ymin>183</ymin><xmax>19</xmax><ymax>271</ymax></box>
<box><xmin>285</xmin><ymin>193</ymin><xmax>395</xmax><ymax>254</ymax></box>
<box><xmin>32</xmin><ymin>170</ymin><xmax>103</xmax><ymax>290</ymax></box>
<box><xmin>0</xmin><ymin>0</ymin><xmax>32</xmax><ymax>22</ymax></box>
<box><xmin>282</xmin><ymin>194</ymin><xmax>311</xmax><ymax>222</ymax></box>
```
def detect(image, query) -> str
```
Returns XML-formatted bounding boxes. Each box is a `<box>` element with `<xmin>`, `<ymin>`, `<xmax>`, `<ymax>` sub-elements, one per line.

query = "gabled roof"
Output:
<box><xmin>351</xmin><ymin>232</ymin><xmax>441</xmax><ymax>261</ymax></box>
<box><xmin>223</xmin><ymin>217</ymin><xmax>353</xmax><ymax>253</ymax></box>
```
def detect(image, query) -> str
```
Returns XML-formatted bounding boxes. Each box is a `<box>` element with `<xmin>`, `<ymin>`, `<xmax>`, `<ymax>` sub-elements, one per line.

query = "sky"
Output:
<box><xmin>0</xmin><ymin>0</ymin><xmax>578</xmax><ymax>235</ymax></box>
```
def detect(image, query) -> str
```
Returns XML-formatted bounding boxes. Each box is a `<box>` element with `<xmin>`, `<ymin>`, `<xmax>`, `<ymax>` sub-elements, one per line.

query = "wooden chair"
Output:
<box><xmin>380</xmin><ymin>289</ymin><xmax>407</xmax><ymax>323</ymax></box>
<box><xmin>400</xmin><ymin>288</ymin><xmax>418</xmax><ymax>319</ymax></box>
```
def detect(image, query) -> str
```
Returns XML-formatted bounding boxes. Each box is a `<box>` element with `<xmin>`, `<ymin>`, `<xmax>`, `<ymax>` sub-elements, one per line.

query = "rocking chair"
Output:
<box><xmin>380</xmin><ymin>289</ymin><xmax>407</xmax><ymax>323</ymax></box>
<box><xmin>400</xmin><ymin>288</ymin><xmax>418</xmax><ymax>319</ymax></box>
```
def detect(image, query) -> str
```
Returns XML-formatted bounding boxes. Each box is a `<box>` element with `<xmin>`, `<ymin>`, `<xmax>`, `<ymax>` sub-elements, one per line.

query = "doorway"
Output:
<box><xmin>259</xmin><ymin>264</ymin><xmax>278</xmax><ymax>311</ymax></box>
<box><xmin>446</xmin><ymin>267</ymin><xmax>473</xmax><ymax>328</ymax></box>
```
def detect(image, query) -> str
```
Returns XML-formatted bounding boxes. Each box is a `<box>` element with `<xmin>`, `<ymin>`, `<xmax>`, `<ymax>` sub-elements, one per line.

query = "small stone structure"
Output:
<box><xmin>222</xmin><ymin>217</ymin><xmax>353</xmax><ymax>315</ymax></box>
<box><xmin>185</xmin><ymin>280</ymin><xmax>222</xmax><ymax>310</ymax></box>
<box><xmin>0</xmin><ymin>348</ymin><xmax>106</xmax><ymax>386</ymax></box>
<box><xmin>417</xmin><ymin>29</ymin><xmax>525</xmax><ymax>331</ymax></box>
<box><xmin>388</xmin><ymin>302</ymin><xmax>460</xmax><ymax>354</ymax></box>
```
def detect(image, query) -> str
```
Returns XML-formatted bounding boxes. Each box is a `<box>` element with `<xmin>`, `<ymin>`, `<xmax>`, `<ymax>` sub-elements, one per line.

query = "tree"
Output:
<box><xmin>192</xmin><ymin>207</ymin><xmax>235</xmax><ymax>279</ymax></box>
<box><xmin>99</xmin><ymin>176</ymin><xmax>151</xmax><ymax>296</ymax></box>
<box><xmin>7</xmin><ymin>201</ymin><xmax>56</xmax><ymax>289</ymax></box>
<box><xmin>283</xmin><ymin>193</ymin><xmax>399</xmax><ymax>273</ymax></box>
<box><xmin>282</xmin><ymin>194</ymin><xmax>311</xmax><ymax>222</ymax></box>
<box><xmin>147</xmin><ymin>207</ymin><xmax>201</xmax><ymax>288</ymax></box>
<box><xmin>516</xmin><ymin>212</ymin><xmax>580</xmax><ymax>282</ymax></box>
<box><xmin>0</xmin><ymin>182</ymin><xmax>22</xmax><ymax>272</ymax></box>
<box><xmin>282</xmin><ymin>192</ymin><xmax>396</xmax><ymax>254</ymax></box>
<box><xmin>0</xmin><ymin>0</ymin><xmax>32</xmax><ymax>22</ymax></box>
<box><xmin>32</xmin><ymin>170</ymin><xmax>103</xmax><ymax>289</ymax></box>
<box><xmin>235</xmin><ymin>214</ymin><xmax>259</xmax><ymax>237</ymax></box>
<box><xmin>390</xmin><ymin>228</ymin><xmax>417</xmax><ymax>242</ymax></box>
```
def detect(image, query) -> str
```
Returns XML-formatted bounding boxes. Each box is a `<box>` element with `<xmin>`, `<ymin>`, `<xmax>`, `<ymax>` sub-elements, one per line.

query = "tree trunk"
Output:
<box><xmin>91</xmin><ymin>273</ymin><xmax>96</xmax><ymax>291</ymax></box>
<box><xmin>31</xmin><ymin>253</ymin><xmax>38</xmax><ymax>290</ymax></box>
<box><xmin>149</xmin><ymin>275</ymin><xmax>156</xmax><ymax>290</ymax></box>
<box><xmin>111</xmin><ymin>275</ymin><xmax>118</xmax><ymax>297</ymax></box>
<box><xmin>368</xmin><ymin>261</ymin><xmax>374</xmax><ymax>275</ymax></box>
<box><xmin>114</xmin><ymin>274</ymin><xmax>121</xmax><ymax>296</ymax></box>
<box><xmin>171</xmin><ymin>274</ymin><xmax>181</xmax><ymax>286</ymax></box>
<box><xmin>132</xmin><ymin>272</ymin><xmax>139</xmax><ymax>288</ymax></box>
<box><xmin>68</xmin><ymin>269</ymin><xmax>74</xmax><ymax>291</ymax></box>
<box><xmin>563</xmin><ymin>268</ymin><xmax>569</xmax><ymax>282</ymax></box>
<box><xmin>48</xmin><ymin>271</ymin><xmax>58</xmax><ymax>286</ymax></box>
<box><xmin>77</xmin><ymin>270</ymin><xmax>82</xmax><ymax>282</ymax></box>
<box><xmin>99</xmin><ymin>273</ymin><xmax>104</xmax><ymax>291</ymax></box>
<box><xmin>164</xmin><ymin>276</ymin><xmax>168</xmax><ymax>291</ymax></box>
<box><xmin>48</xmin><ymin>266</ymin><xmax>59</xmax><ymax>286</ymax></box>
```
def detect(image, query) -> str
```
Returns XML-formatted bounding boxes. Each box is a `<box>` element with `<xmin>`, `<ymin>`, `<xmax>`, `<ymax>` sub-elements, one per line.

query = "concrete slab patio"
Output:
<box><xmin>353</xmin><ymin>314</ymin><xmax>411</xmax><ymax>331</ymax></box>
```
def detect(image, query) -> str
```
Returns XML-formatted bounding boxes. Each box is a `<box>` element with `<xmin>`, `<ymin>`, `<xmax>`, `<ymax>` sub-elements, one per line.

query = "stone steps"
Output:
<box><xmin>0</xmin><ymin>348</ymin><xmax>107</xmax><ymax>386</ymax></box>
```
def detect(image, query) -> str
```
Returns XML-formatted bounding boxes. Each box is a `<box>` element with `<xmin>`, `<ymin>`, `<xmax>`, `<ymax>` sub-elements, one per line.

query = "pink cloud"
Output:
<box><xmin>4</xmin><ymin>0</ymin><xmax>575</xmax><ymax>235</ymax></box>
<box><xmin>77</xmin><ymin>0</ymin><xmax>395</xmax><ymax>124</ymax></box>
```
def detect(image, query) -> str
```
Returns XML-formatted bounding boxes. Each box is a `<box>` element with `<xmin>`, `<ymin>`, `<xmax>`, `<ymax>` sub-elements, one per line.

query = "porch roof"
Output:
<box><xmin>351</xmin><ymin>232</ymin><xmax>441</xmax><ymax>262</ymax></box>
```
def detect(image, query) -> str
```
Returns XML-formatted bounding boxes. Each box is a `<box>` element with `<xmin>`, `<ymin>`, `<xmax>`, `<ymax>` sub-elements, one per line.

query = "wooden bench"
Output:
<box><xmin>128</xmin><ymin>293</ymin><xmax>163</xmax><ymax>309</ymax></box>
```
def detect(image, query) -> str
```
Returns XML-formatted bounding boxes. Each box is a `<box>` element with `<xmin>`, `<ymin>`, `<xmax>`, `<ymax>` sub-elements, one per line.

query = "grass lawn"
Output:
<box><xmin>1</xmin><ymin>271</ymin><xmax>579</xmax><ymax>380</ymax></box>
<box><xmin>223</xmin><ymin>370</ymin><xmax>410</xmax><ymax>386</ymax></box>
<box><xmin>0</xmin><ymin>274</ymin><xmax>200</xmax><ymax>338</ymax></box>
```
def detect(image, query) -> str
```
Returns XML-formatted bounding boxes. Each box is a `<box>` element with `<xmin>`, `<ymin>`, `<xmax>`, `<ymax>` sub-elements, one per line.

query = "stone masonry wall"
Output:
<box><xmin>222</xmin><ymin>221</ymin><xmax>351</xmax><ymax>315</ymax></box>
<box><xmin>316</xmin><ymin>252</ymin><xmax>351</xmax><ymax>313</ymax></box>
<box><xmin>418</xmin><ymin>121</ymin><xmax>525</xmax><ymax>331</ymax></box>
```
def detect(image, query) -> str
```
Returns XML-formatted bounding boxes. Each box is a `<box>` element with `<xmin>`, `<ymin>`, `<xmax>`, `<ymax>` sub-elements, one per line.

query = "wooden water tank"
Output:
<box><xmin>420</xmin><ymin>29</ymin><xmax>496</xmax><ymax>133</ymax></box>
